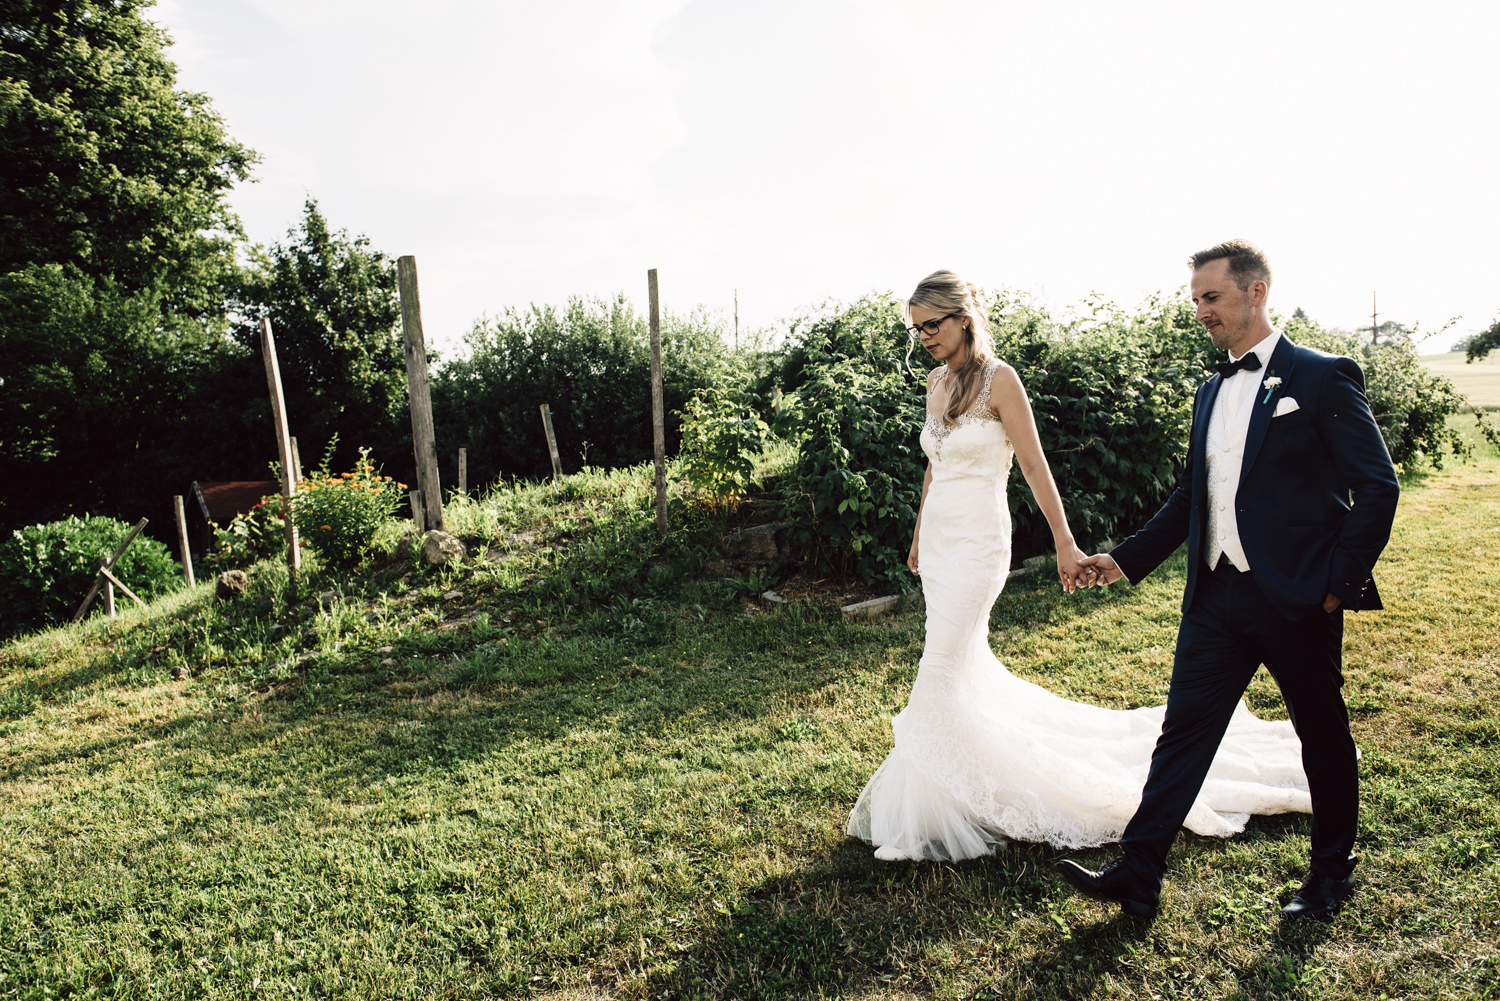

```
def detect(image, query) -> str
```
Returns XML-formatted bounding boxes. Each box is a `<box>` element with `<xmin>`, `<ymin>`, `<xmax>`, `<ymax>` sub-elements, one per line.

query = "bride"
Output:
<box><xmin>847</xmin><ymin>271</ymin><xmax>1311</xmax><ymax>861</ymax></box>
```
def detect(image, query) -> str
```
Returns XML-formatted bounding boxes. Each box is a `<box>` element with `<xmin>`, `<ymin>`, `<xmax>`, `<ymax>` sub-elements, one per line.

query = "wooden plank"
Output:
<box><xmin>409</xmin><ymin>490</ymin><xmax>425</xmax><ymax>530</ymax></box>
<box><xmin>173</xmin><ymin>494</ymin><xmax>195</xmax><ymax>587</ymax></box>
<box><xmin>290</xmin><ymin>436</ymin><xmax>303</xmax><ymax>486</ymax></box>
<box><xmin>540</xmin><ymin>405</ymin><xmax>562</xmax><ymax>481</ymax></box>
<box><xmin>648</xmin><ymin>268</ymin><xmax>667</xmax><ymax>536</ymax></box>
<box><xmin>72</xmin><ymin>517</ymin><xmax>149</xmax><ymax>622</ymax></box>
<box><xmin>99</xmin><ymin>565</ymin><xmax>145</xmax><ymax>608</ymax></box>
<box><xmin>397</xmin><ymin>256</ymin><xmax>444</xmax><ymax>532</ymax></box>
<box><xmin>259</xmin><ymin>317</ymin><xmax>300</xmax><ymax>572</ymax></box>
<box><xmin>458</xmin><ymin>447</ymin><xmax>467</xmax><ymax>496</ymax></box>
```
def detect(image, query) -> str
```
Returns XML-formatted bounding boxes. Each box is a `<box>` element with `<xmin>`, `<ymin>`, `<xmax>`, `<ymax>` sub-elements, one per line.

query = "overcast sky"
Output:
<box><xmin>153</xmin><ymin>0</ymin><xmax>1498</xmax><ymax>355</ymax></box>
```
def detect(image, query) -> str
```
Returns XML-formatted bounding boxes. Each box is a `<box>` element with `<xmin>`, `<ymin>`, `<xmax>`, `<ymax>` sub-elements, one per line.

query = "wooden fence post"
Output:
<box><xmin>71</xmin><ymin>517</ymin><xmax>149</xmax><ymax>622</ymax></box>
<box><xmin>540</xmin><ymin>405</ymin><xmax>563</xmax><ymax>481</ymax></box>
<box><xmin>397</xmin><ymin>256</ymin><xmax>444</xmax><ymax>533</ymax></box>
<box><xmin>105</xmin><ymin>582</ymin><xmax>115</xmax><ymax>618</ymax></box>
<box><xmin>458</xmin><ymin>448</ymin><xmax>467</xmax><ymax>497</ymax></box>
<box><xmin>259</xmin><ymin>317</ymin><xmax>300</xmax><ymax>573</ymax></box>
<box><xmin>290</xmin><ymin>436</ymin><xmax>303</xmax><ymax>485</ymax></box>
<box><xmin>648</xmin><ymin>269</ymin><xmax>667</xmax><ymax>536</ymax></box>
<box><xmin>409</xmin><ymin>490</ymin><xmax>425</xmax><ymax>530</ymax></box>
<box><xmin>173</xmin><ymin>495</ymin><xmax>195</xmax><ymax>587</ymax></box>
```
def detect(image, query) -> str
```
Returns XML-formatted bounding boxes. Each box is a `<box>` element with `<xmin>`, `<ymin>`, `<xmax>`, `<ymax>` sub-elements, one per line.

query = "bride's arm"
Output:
<box><xmin>908</xmin><ymin>462</ymin><xmax>934</xmax><ymax>576</ymax></box>
<box><xmin>989</xmin><ymin>362</ymin><xmax>1087</xmax><ymax>592</ymax></box>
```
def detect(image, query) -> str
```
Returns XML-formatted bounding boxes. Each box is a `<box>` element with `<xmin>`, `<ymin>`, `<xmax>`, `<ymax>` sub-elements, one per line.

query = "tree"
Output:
<box><xmin>1467</xmin><ymin>318</ymin><xmax>1500</xmax><ymax>363</ymax></box>
<box><xmin>0</xmin><ymin>0</ymin><xmax>256</xmax><ymax>315</ymax></box>
<box><xmin>230</xmin><ymin>199</ymin><xmax>409</xmax><ymax>482</ymax></box>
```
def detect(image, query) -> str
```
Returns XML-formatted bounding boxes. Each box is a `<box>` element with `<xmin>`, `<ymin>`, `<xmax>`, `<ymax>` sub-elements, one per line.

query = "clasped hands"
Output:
<box><xmin>1055</xmin><ymin>549</ymin><xmax>1124</xmax><ymax>593</ymax></box>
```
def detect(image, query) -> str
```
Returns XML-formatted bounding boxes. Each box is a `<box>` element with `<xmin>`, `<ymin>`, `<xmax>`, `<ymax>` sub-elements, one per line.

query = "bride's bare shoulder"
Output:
<box><xmin>986</xmin><ymin>359</ymin><xmax>1027</xmax><ymax>412</ymax></box>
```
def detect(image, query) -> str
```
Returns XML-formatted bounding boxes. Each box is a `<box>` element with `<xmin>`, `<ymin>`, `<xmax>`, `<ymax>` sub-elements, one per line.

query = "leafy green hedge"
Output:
<box><xmin>0</xmin><ymin>516</ymin><xmax>182</xmax><ymax>637</ymax></box>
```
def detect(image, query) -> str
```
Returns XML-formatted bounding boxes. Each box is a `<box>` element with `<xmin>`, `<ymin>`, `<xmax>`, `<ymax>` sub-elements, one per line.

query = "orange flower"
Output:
<box><xmin>321</xmin><ymin>525</ymin><xmax>331</xmax><ymax>531</ymax></box>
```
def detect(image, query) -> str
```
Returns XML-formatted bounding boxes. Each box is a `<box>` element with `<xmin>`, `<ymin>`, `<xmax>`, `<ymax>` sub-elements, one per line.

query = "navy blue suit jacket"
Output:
<box><xmin>1110</xmin><ymin>336</ymin><xmax>1400</xmax><ymax>621</ymax></box>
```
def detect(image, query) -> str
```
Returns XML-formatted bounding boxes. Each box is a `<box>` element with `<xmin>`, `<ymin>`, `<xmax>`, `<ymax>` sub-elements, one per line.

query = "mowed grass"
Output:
<box><xmin>1420</xmin><ymin>350</ymin><xmax>1500</xmax><ymax>409</ymax></box>
<box><xmin>1</xmin><ymin>427</ymin><xmax>1498</xmax><ymax>1000</ymax></box>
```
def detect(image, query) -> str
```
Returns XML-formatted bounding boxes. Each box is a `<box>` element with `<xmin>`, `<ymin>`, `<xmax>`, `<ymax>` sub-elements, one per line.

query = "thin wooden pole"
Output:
<box><xmin>397</xmin><ymin>256</ymin><xmax>444</xmax><ymax>532</ymax></box>
<box><xmin>409</xmin><ymin>490</ymin><xmax>425</xmax><ymax>530</ymax></box>
<box><xmin>99</xmin><ymin>565</ymin><xmax>145</xmax><ymax>608</ymax></box>
<box><xmin>72</xmin><ymin>517</ymin><xmax>149</xmax><ymax>622</ymax></box>
<box><xmin>173</xmin><ymin>495</ymin><xmax>195</xmax><ymax>587</ymax></box>
<box><xmin>290</xmin><ymin>436</ymin><xmax>303</xmax><ymax>485</ymax></box>
<box><xmin>648</xmin><ymin>269</ymin><xmax>667</xmax><ymax>536</ymax></box>
<box><xmin>458</xmin><ymin>448</ymin><xmax>467</xmax><ymax>497</ymax></box>
<box><xmin>540</xmin><ymin>405</ymin><xmax>562</xmax><ymax>481</ymax></box>
<box><xmin>259</xmin><ymin>317</ymin><xmax>300</xmax><ymax>573</ymax></box>
<box><xmin>104</xmin><ymin>582</ymin><xmax>116</xmax><ymax>618</ymax></box>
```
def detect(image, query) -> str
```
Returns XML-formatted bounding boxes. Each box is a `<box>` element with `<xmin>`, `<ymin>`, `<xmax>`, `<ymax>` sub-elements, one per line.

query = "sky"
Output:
<box><xmin>152</xmin><ymin>0</ymin><xmax>1500</xmax><ymax>356</ymax></box>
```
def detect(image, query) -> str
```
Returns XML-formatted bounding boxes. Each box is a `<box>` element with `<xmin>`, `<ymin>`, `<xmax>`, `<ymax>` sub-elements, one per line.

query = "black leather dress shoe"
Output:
<box><xmin>1056</xmin><ymin>858</ymin><xmax>1160</xmax><ymax>918</ymax></box>
<box><xmin>1281</xmin><ymin>871</ymin><xmax>1355</xmax><ymax>919</ymax></box>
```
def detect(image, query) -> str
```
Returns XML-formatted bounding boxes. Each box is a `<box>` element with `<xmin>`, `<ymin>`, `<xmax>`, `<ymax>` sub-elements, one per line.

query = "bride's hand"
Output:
<box><xmin>1056</xmin><ymin>542</ymin><xmax>1089</xmax><ymax>593</ymax></box>
<box><xmin>907</xmin><ymin>534</ymin><xmax>920</xmax><ymax>575</ymax></box>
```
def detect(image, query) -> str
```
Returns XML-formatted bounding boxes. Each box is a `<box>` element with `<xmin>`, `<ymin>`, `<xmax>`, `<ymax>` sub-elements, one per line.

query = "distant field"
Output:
<box><xmin>1420</xmin><ymin>350</ymin><xmax>1500</xmax><ymax>409</ymax></box>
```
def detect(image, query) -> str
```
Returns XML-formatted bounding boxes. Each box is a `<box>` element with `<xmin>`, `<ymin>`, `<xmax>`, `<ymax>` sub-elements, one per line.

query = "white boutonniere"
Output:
<box><xmin>1261</xmin><ymin>375</ymin><xmax>1282</xmax><ymax>404</ymax></box>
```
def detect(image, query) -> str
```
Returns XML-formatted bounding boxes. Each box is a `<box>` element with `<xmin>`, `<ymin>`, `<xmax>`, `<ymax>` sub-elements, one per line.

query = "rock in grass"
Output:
<box><xmin>720</xmin><ymin>523</ymin><xmax>788</xmax><ymax>561</ymax></box>
<box><xmin>318</xmin><ymin>590</ymin><xmax>341</xmax><ymax>610</ymax></box>
<box><xmin>422</xmin><ymin>530</ymin><xmax>466</xmax><ymax>567</ymax></box>
<box><xmin>442</xmin><ymin>590</ymin><xmax>463</xmax><ymax>601</ymax></box>
<box><xmin>215</xmin><ymin>570</ymin><xmax>248</xmax><ymax>602</ymax></box>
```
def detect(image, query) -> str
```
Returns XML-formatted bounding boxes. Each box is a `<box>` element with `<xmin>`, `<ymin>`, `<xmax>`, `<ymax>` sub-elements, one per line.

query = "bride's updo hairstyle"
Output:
<box><xmin>906</xmin><ymin>270</ymin><xmax>997</xmax><ymax>425</ymax></box>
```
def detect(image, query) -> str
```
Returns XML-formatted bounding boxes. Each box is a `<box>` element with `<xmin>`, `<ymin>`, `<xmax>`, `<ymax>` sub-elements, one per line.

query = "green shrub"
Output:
<box><xmin>677</xmin><ymin>382</ymin><xmax>773</xmax><ymax>508</ymax></box>
<box><xmin>292</xmin><ymin>447</ymin><xmax>406</xmax><ymax>566</ymax></box>
<box><xmin>0</xmin><ymin>516</ymin><xmax>181</xmax><ymax>636</ymax></box>
<box><xmin>774</xmin><ymin>296</ymin><xmax>927</xmax><ymax>591</ymax></box>
<box><xmin>206</xmin><ymin>492</ymin><xmax>293</xmax><ymax>572</ymax></box>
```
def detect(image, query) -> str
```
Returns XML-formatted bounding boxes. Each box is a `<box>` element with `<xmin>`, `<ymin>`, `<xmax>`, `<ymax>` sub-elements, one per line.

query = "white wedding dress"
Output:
<box><xmin>847</xmin><ymin>362</ymin><xmax>1312</xmax><ymax>862</ymax></box>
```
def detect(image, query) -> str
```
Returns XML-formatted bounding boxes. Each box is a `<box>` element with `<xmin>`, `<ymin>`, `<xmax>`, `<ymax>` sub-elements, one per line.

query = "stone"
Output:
<box><xmin>442</xmin><ymin>590</ymin><xmax>463</xmax><ymax>601</ymax></box>
<box><xmin>171</xmin><ymin>666</ymin><xmax>188</xmax><ymax>680</ymax></box>
<box><xmin>215</xmin><ymin>570</ymin><xmax>248</xmax><ymax>602</ymax></box>
<box><xmin>841</xmin><ymin>592</ymin><xmax>925</xmax><ymax>620</ymax></box>
<box><xmin>721</xmin><ymin>523</ymin><xmax>788</xmax><ymax>561</ymax></box>
<box><xmin>377</xmin><ymin>645</ymin><xmax>394</xmax><ymax>655</ymax></box>
<box><xmin>760</xmin><ymin>590</ymin><xmax>789</xmax><ymax>608</ymax></box>
<box><xmin>421</xmin><ymin>530</ymin><xmax>466</xmax><ymax>567</ymax></box>
<box><xmin>380</xmin><ymin>658</ymin><xmax>395</xmax><ymax>668</ymax></box>
<box><xmin>318</xmin><ymin>590</ymin><xmax>341</xmax><ymax>610</ymax></box>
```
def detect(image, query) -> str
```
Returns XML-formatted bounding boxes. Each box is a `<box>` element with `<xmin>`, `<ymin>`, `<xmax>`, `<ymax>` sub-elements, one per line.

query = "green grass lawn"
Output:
<box><xmin>1420</xmin><ymin>350</ymin><xmax>1500</xmax><ymax>409</ymax></box>
<box><xmin>2</xmin><ymin>429</ymin><xmax>1498</xmax><ymax>1000</ymax></box>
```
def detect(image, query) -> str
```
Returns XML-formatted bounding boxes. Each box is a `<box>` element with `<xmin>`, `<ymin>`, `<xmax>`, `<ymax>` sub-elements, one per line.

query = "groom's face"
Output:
<box><xmin>1191</xmin><ymin>258</ymin><xmax>1264</xmax><ymax>353</ymax></box>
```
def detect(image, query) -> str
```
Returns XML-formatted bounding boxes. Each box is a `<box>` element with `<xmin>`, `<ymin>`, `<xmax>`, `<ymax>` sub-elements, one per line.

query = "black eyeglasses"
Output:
<box><xmin>907</xmin><ymin>313</ymin><xmax>957</xmax><ymax>338</ymax></box>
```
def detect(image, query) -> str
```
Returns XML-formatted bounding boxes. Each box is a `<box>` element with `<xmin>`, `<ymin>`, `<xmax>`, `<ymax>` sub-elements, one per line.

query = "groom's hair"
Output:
<box><xmin>1189</xmin><ymin>239</ymin><xmax>1272</xmax><ymax>291</ymax></box>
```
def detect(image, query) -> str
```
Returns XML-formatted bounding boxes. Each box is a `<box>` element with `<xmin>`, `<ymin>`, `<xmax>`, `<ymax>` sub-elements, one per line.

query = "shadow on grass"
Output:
<box><xmin>636</xmin><ymin>838</ymin><xmax>1160</xmax><ymax>1000</ymax></box>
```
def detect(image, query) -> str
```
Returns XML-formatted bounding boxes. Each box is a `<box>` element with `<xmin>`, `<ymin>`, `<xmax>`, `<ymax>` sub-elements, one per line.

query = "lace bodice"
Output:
<box><xmin>921</xmin><ymin>361</ymin><xmax>1013</xmax><ymax>479</ymax></box>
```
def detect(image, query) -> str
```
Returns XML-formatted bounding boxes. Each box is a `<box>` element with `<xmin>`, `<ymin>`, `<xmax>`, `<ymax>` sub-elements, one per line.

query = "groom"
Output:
<box><xmin>1058</xmin><ymin>240</ymin><xmax>1400</xmax><ymax>920</ymax></box>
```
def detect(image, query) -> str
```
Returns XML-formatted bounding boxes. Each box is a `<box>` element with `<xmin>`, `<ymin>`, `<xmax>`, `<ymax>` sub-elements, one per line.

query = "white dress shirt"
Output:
<box><xmin>1204</xmin><ymin>329</ymin><xmax>1282</xmax><ymax>572</ymax></box>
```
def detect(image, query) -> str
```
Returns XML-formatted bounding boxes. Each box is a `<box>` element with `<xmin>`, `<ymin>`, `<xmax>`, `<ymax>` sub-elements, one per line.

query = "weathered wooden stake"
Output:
<box><xmin>259</xmin><ymin>317</ymin><xmax>300</xmax><ymax>572</ymax></box>
<box><xmin>72</xmin><ymin>517</ymin><xmax>149</xmax><ymax>622</ymax></box>
<box><xmin>105</xmin><ymin>582</ymin><xmax>116</xmax><ymax>618</ymax></box>
<box><xmin>540</xmin><ymin>405</ymin><xmax>562</xmax><ymax>481</ymax></box>
<box><xmin>173</xmin><ymin>495</ymin><xmax>195</xmax><ymax>587</ymax></box>
<box><xmin>290</xmin><ymin>436</ymin><xmax>303</xmax><ymax>485</ymax></box>
<box><xmin>648</xmin><ymin>269</ymin><xmax>667</xmax><ymax>536</ymax></box>
<box><xmin>409</xmin><ymin>490</ymin><xmax>425</xmax><ymax>530</ymax></box>
<box><xmin>397</xmin><ymin>256</ymin><xmax>444</xmax><ymax>532</ymax></box>
<box><xmin>458</xmin><ymin>448</ymin><xmax>467</xmax><ymax>496</ymax></box>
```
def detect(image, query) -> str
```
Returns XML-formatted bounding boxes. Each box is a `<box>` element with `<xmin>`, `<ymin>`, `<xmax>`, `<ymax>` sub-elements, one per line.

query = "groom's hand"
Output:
<box><xmin>1078</xmin><ymin>553</ymin><xmax>1125</xmax><ymax>586</ymax></box>
<box><xmin>1323</xmin><ymin>592</ymin><xmax>1341</xmax><ymax>614</ymax></box>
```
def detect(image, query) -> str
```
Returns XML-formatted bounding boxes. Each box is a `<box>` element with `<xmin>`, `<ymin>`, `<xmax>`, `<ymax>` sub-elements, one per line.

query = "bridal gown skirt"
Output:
<box><xmin>846</xmin><ymin>405</ymin><xmax>1311</xmax><ymax>862</ymax></box>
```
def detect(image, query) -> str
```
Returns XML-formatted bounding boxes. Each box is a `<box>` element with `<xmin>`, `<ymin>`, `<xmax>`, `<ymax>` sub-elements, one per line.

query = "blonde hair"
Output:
<box><xmin>906</xmin><ymin>270</ymin><xmax>997</xmax><ymax>424</ymax></box>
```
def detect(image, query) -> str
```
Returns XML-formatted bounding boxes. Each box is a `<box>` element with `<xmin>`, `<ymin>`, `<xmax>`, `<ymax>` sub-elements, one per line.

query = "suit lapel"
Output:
<box><xmin>1193</xmin><ymin>375</ymin><xmax>1223</xmax><ymax>497</ymax></box>
<box><xmin>1238</xmin><ymin>335</ymin><xmax>1298</xmax><ymax>488</ymax></box>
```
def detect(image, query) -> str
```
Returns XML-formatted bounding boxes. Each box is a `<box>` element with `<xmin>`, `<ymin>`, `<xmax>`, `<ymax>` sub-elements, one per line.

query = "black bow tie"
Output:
<box><xmin>1215</xmin><ymin>353</ymin><xmax>1263</xmax><ymax>378</ymax></box>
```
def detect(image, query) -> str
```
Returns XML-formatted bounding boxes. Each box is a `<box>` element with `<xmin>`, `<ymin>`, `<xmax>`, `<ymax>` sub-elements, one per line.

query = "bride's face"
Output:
<box><xmin>910</xmin><ymin>305</ymin><xmax>969</xmax><ymax>365</ymax></box>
